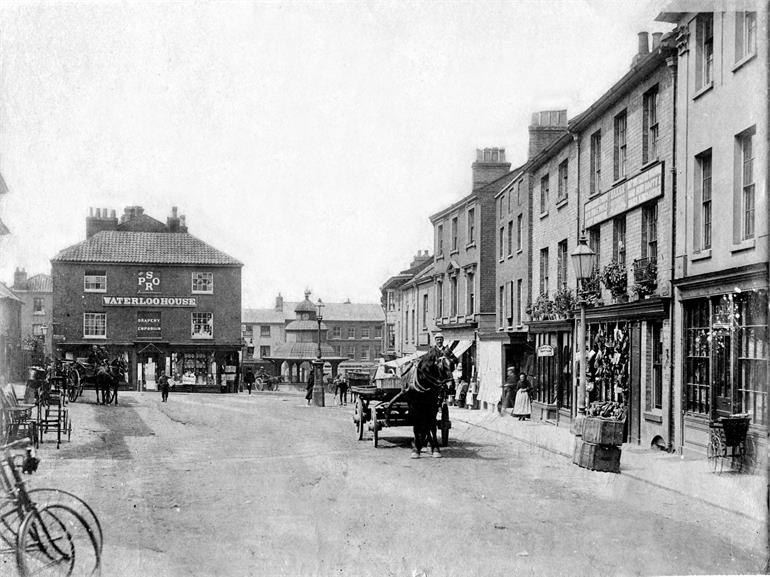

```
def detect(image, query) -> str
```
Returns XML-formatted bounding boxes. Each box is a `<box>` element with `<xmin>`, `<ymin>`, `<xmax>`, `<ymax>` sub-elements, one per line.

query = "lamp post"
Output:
<box><xmin>571</xmin><ymin>234</ymin><xmax>597</xmax><ymax>426</ymax></box>
<box><xmin>312</xmin><ymin>298</ymin><xmax>325</xmax><ymax>407</ymax></box>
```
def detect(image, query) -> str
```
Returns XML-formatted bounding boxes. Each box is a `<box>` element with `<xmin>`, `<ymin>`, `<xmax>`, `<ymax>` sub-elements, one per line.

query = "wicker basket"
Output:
<box><xmin>573</xmin><ymin>439</ymin><xmax>621</xmax><ymax>473</ymax></box>
<box><xmin>582</xmin><ymin>417</ymin><xmax>624</xmax><ymax>446</ymax></box>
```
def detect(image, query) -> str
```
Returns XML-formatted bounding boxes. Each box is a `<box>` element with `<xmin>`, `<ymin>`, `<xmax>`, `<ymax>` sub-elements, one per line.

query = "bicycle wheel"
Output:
<box><xmin>26</xmin><ymin>490</ymin><xmax>103</xmax><ymax>555</ymax></box>
<box><xmin>17</xmin><ymin>503</ymin><xmax>101</xmax><ymax>577</ymax></box>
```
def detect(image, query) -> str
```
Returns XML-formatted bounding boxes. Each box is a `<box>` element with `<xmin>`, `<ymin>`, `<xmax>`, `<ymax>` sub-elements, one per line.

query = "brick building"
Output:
<box><xmin>0</xmin><ymin>282</ymin><xmax>21</xmax><ymax>384</ymax></box>
<box><xmin>51</xmin><ymin>206</ymin><xmax>243</xmax><ymax>392</ymax></box>
<box><xmin>431</xmin><ymin>148</ymin><xmax>515</xmax><ymax>387</ymax></box>
<box><xmin>12</xmin><ymin>269</ymin><xmax>54</xmax><ymax>363</ymax></box>
<box><xmin>657</xmin><ymin>5</ymin><xmax>768</xmax><ymax>454</ymax></box>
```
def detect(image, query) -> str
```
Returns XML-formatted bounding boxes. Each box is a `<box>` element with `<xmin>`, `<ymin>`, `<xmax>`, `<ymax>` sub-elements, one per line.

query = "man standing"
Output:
<box><xmin>244</xmin><ymin>368</ymin><xmax>255</xmax><ymax>395</ymax></box>
<box><xmin>305</xmin><ymin>370</ymin><xmax>314</xmax><ymax>405</ymax></box>
<box><xmin>159</xmin><ymin>371</ymin><xmax>170</xmax><ymax>403</ymax></box>
<box><xmin>501</xmin><ymin>366</ymin><xmax>516</xmax><ymax>415</ymax></box>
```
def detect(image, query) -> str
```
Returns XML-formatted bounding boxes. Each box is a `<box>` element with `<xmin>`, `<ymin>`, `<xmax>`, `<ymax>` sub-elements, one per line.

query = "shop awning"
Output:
<box><xmin>447</xmin><ymin>340</ymin><xmax>473</xmax><ymax>358</ymax></box>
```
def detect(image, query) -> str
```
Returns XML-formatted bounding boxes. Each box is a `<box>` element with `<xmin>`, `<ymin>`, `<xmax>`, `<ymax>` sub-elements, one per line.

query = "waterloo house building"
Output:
<box><xmin>657</xmin><ymin>4</ymin><xmax>768</xmax><ymax>456</ymax></box>
<box><xmin>51</xmin><ymin>206</ymin><xmax>243</xmax><ymax>393</ymax></box>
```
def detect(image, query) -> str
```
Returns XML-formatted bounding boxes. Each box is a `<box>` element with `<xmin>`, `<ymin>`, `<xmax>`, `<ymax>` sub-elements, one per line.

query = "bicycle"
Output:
<box><xmin>0</xmin><ymin>439</ymin><xmax>103</xmax><ymax>576</ymax></box>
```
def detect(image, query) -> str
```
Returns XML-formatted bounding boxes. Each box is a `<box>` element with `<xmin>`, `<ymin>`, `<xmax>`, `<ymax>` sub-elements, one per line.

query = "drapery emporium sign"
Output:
<box><xmin>103</xmin><ymin>296</ymin><xmax>197</xmax><ymax>307</ymax></box>
<box><xmin>137</xmin><ymin>311</ymin><xmax>162</xmax><ymax>339</ymax></box>
<box><xmin>138</xmin><ymin>270</ymin><xmax>161</xmax><ymax>293</ymax></box>
<box><xmin>584</xmin><ymin>163</ymin><xmax>663</xmax><ymax>228</ymax></box>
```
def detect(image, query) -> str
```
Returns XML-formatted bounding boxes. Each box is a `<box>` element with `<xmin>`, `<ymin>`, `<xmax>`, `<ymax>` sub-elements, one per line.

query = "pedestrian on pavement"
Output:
<box><xmin>337</xmin><ymin>375</ymin><xmax>348</xmax><ymax>406</ymax></box>
<box><xmin>305</xmin><ymin>370</ymin><xmax>314</xmax><ymax>405</ymax></box>
<box><xmin>512</xmin><ymin>372</ymin><xmax>532</xmax><ymax>420</ymax></box>
<box><xmin>501</xmin><ymin>367</ymin><xmax>516</xmax><ymax>415</ymax></box>
<box><xmin>244</xmin><ymin>368</ymin><xmax>255</xmax><ymax>395</ymax></box>
<box><xmin>159</xmin><ymin>371</ymin><xmax>170</xmax><ymax>403</ymax></box>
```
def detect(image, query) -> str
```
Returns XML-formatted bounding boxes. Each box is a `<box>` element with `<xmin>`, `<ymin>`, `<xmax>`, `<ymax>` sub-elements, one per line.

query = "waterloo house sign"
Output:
<box><xmin>584</xmin><ymin>163</ymin><xmax>663</xmax><ymax>229</ymax></box>
<box><xmin>103</xmin><ymin>271</ymin><xmax>197</xmax><ymax>306</ymax></box>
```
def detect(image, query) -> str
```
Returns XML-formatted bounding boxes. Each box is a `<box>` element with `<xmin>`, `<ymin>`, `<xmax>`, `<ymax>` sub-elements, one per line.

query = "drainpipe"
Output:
<box><xmin>666</xmin><ymin>52</ymin><xmax>678</xmax><ymax>453</ymax></box>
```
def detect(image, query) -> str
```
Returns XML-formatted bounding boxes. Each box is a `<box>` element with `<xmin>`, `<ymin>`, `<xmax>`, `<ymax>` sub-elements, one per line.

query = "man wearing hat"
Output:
<box><xmin>432</xmin><ymin>332</ymin><xmax>447</xmax><ymax>357</ymax></box>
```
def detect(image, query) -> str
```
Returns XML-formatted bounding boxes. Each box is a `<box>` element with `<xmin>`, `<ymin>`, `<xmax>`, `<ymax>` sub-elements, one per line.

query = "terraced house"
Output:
<box><xmin>51</xmin><ymin>206</ymin><xmax>243</xmax><ymax>393</ymax></box>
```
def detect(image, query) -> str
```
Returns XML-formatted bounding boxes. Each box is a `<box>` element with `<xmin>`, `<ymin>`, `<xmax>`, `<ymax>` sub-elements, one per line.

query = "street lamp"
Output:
<box><xmin>571</xmin><ymin>234</ymin><xmax>596</xmax><ymax>421</ymax></box>
<box><xmin>313</xmin><ymin>298</ymin><xmax>325</xmax><ymax>407</ymax></box>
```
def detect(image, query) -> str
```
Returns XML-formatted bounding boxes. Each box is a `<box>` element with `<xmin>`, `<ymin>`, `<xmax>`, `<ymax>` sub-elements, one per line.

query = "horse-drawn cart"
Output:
<box><xmin>350</xmin><ymin>360</ymin><xmax>451</xmax><ymax>449</ymax></box>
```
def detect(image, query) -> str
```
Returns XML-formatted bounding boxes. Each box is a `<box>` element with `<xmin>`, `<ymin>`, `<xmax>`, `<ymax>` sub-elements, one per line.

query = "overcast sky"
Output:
<box><xmin>0</xmin><ymin>0</ymin><xmax>672</xmax><ymax>307</ymax></box>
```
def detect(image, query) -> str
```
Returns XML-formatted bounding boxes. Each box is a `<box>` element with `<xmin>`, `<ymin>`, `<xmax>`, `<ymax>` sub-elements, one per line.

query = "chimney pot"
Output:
<box><xmin>652</xmin><ymin>32</ymin><xmax>663</xmax><ymax>50</ymax></box>
<box><xmin>638</xmin><ymin>31</ymin><xmax>649</xmax><ymax>55</ymax></box>
<box><xmin>111</xmin><ymin>209</ymin><xmax>116</xmax><ymax>218</ymax></box>
<box><xmin>172</xmin><ymin>206</ymin><xmax>178</xmax><ymax>218</ymax></box>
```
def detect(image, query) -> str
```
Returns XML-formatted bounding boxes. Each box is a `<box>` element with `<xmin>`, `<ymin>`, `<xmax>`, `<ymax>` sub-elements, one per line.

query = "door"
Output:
<box><xmin>629</xmin><ymin>322</ymin><xmax>642</xmax><ymax>444</ymax></box>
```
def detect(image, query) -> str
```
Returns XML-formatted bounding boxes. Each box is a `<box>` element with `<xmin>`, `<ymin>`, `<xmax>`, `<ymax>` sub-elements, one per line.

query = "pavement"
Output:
<box><xmin>451</xmin><ymin>404</ymin><xmax>767</xmax><ymax>525</ymax></box>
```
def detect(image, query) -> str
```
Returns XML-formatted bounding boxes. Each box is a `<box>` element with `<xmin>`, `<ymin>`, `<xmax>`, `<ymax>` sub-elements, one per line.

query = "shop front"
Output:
<box><xmin>676</xmin><ymin>264</ymin><xmax>768</xmax><ymax>457</ymax></box>
<box><xmin>528</xmin><ymin>320</ymin><xmax>573</xmax><ymax>425</ymax></box>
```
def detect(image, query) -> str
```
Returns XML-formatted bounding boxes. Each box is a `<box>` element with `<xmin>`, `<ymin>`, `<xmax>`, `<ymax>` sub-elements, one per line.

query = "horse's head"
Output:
<box><xmin>416</xmin><ymin>349</ymin><xmax>454</xmax><ymax>391</ymax></box>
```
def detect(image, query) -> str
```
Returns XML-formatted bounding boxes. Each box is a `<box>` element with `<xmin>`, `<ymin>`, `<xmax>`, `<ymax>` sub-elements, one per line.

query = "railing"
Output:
<box><xmin>633</xmin><ymin>256</ymin><xmax>657</xmax><ymax>283</ymax></box>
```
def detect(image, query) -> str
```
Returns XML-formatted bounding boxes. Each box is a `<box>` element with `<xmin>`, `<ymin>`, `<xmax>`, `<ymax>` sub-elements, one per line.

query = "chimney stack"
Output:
<box><xmin>275</xmin><ymin>293</ymin><xmax>284</xmax><ymax>312</ymax></box>
<box><xmin>86</xmin><ymin>206</ymin><xmax>119</xmax><ymax>238</ymax></box>
<box><xmin>471</xmin><ymin>148</ymin><xmax>511</xmax><ymax>190</ymax></box>
<box><xmin>13</xmin><ymin>267</ymin><xmax>27</xmax><ymax>290</ymax></box>
<box><xmin>409</xmin><ymin>250</ymin><xmax>431</xmax><ymax>269</ymax></box>
<box><xmin>528</xmin><ymin>110</ymin><xmax>568</xmax><ymax>159</ymax></box>
<box><xmin>632</xmin><ymin>32</ymin><xmax>650</xmax><ymax>66</ymax></box>
<box><xmin>652</xmin><ymin>32</ymin><xmax>663</xmax><ymax>51</ymax></box>
<box><xmin>167</xmin><ymin>206</ymin><xmax>181</xmax><ymax>232</ymax></box>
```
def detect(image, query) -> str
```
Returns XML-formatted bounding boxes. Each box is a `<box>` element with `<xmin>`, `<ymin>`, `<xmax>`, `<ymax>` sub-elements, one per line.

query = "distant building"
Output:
<box><xmin>0</xmin><ymin>282</ymin><xmax>22</xmax><ymax>383</ymax></box>
<box><xmin>12</xmin><ymin>269</ymin><xmax>53</xmax><ymax>362</ymax></box>
<box><xmin>51</xmin><ymin>206</ymin><xmax>243</xmax><ymax>392</ymax></box>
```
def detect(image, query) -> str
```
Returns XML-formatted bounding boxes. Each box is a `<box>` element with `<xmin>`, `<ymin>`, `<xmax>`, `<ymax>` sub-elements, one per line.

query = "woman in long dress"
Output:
<box><xmin>511</xmin><ymin>373</ymin><xmax>532</xmax><ymax>420</ymax></box>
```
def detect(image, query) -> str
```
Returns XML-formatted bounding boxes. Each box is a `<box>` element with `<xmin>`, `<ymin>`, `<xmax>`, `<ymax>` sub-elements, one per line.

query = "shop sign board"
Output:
<box><xmin>584</xmin><ymin>163</ymin><xmax>663</xmax><ymax>228</ymax></box>
<box><xmin>103</xmin><ymin>296</ymin><xmax>197</xmax><ymax>307</ymax></box>
<box><xmin>537</xmin><ymin>344</ymin><xmax>555</xmax><ymax>357</ymax></box>
<box><xmin>137</xmin><ymin>311</ymin><xmax>162</xmax><ymax>339</ymax></box>
<box><xmin>138</xmin><ymin>270</ymin><xmax>161</xmax><ymax>293</ymax></box>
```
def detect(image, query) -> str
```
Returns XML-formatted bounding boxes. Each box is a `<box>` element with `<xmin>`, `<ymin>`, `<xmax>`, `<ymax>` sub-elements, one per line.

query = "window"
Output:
<box><xmin>361</xmin><ymin>347</ymin><xmax>370</xmax><ymax>361</ymax></box>
<box><xmin>557</xmin><ymin>240</ymin><xmax>568</xmax><ymax>290</ymax></box>
<box><xmin>516</xmin><ymin>214</ymin><xmax>523</xmax><ymax>252</ymax></box>
<box><xmin>260</xmin><ymin>346</ymin><xmax>270</xmax><ymax>358</ymax></box>
<box><xmin>504</xmin><ymin>282</ymin><xmax>510</xmax><ymax>324</ymax></box>
<box><xmin>436</xmin><ymin>282</ymin><xmax>443</xmax><ymax>318</ymax></box>
<box><xmin>436</xmin><ymin>224</ymin><xmax>443</xmax><ymax>256</ymax></box>
<box><xmin>387</xmin><ymin>291</ymin><xmax>395</xmax><ymax>312</ymax></box>
<box><xmin>557</xmin><ymin>159</ymin><xmax>568</xmax><ymax>201</ymax></box>
<box><xmin>466</xmin><ymin>273</ymin><xmax>474</xmax><ymax>315</ymax></box>
<box><xmin>590</xmin><ymin>130</ymin><xmax>601</xmax><ymax>195</ymax></box>
<box><xmin>736</xmin><ymin>12</ymin><xmax>757</xmax><ymax>62</ymax></box>
<box><xmin>499</xmin><ymin>285</ymin><xmax>504</xmax><ymax>326</ymax></box>
<box><xmin>516</xmin><ymin>279</ymin><xmax>522</xmax><ymax>326</ymax></box>
<box><xmin>506</xmin><ymin>221</ymin><xmax>513</xmax><ymax>257</ymax></box>
<box><xmin>450</xmin><ymin>276</ymin><xmax>458</xmax><ymax>317</ymax></box>
<box><xmin>539</xmin><ymin>248</ymin><xmax>549</xmax><ymax>295</ymax></box>
<box><xmin>614</xmin><ymin>111</ymin><xmax>627</xmax><ymax>180</ymax></box>
<box><xmin>540</xmin><ymin>174</ymin><xmax>549</xmax><ymax>214</ymax></box>
<box><xmin>375</xmin><ymin>325</ymin><xmax>383</xmax><ymax>339</ymax></box>
<box><xmin>347</xmin><ymin>346</ymin><xmax>357</xmax><ymax>360</ymax></box>
<box><xmin>451</xmin><ymin>217</ymin><xmax>458</xmax><ymax>251</ymax></box>
<box><xmin>191</xmin><ymin>312</ymin><xmax>213</xmax><ymax>338</ymax></box>
<box><xmin>696</xmin><ymin>13</ymin><xmax>714</xmax><ymax>89</ymax></box>
<box><xmin>361</xmin><ymin>327</ymin><xmax>370</xmax><ymax>339</ymax></box>
<box><xmin>260</xmin><ymin>325</ymin><xmax>271</xmax><ymax>338</ymax></box>
<box><xmin>517</xmin><ymin>180</ymin><xmax>523</xmax><ymax>206</ymax></box>
<box><xmin>613</xmin><ymin>216</ymin><xmax>626</xmax><ymax>266</ymax></box>
<box><xmin>589</xmin><ymin>226</ymin><xmax>601</xmax><ymax>267</ymax></box>
<box><xmin>191</xmin><ymin>272</ymin><xmax>213</xmax><ymax>294</ymax></box>
<box><xmin>83</xmin><ymin>313</ymin><xmax>106</xmax><ymax>338</ymax></box>
<box><xmin>33</xmin><ymin>298</ymin><xmax>44</xmax><ymax>315</ymax></box>
<box><xmin>32</xmin><ymin>324</ymin><xmax>45</xmax><ymax>337</ymax></box>
<box><xmin>422</xmin><ymin>294</ymin><xmax>428</xmax><ymax>328</ymax></box>
<box><xmin>507</xmin><ymin>189</ymin><xmax>512</xmax><ymax>214</ymax></box>
<box><xmin>499</xmin><ymin>227</ymin><xmax>504</xmax><ymax>259</ymax></box>
<box><xmin>347</xmin><ymin>327</ymin><xmax>356</xmax><ymax>339</ymax></box>
<box><xmin>84</xmin><ymin>271</ymin><xmax>106</xmax><ymax>293</ymax></box>
<box><xmin>387</xmin><ymin>325</ymin><xmax>395</xmax><ymax>349</ymax></box>
<box><xmin>643</xmin><ymin>85</ymin><xmax>659</xmax><ymax>164</ymax></box>
<box><xmin>467</xmin><ymin>208</ymin><xmax>475</xmax><ymax>244</ymax></box>
<box><xmin>697</xmin><ymin>150</ymin><xmax>713</xmax><ymax>250</ymax></box>
<box><xmin>642</xmin><ymin>203</ymin><xmax>658</xmax><ymax>260</ymax></box>
<box><xmin>507</xmin><ymin>281</ymin><xmax>515</xmax><ymax>325</ymax></box>
<box><xmin>739</xmin><ymin>130</ymin><xmax>755</xmax><ymax>240</ymax></box>
<box><xmin>331</xmin><ymin>326</ymin><xmax>341</xmax><ymax>339</ymax></box>
<box><xmin>651</xmin><ymin>322</ymin><xmax>663</xmax><ymax>410</ymax></box>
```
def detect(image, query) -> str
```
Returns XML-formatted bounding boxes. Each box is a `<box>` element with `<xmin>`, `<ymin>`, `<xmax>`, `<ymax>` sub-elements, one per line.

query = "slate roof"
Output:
<box><xmin>52</xmin><ymin>231</ymin><xmax>242</xmax><ymax>266</ymax></box>
<box><xmin>285</xmin><ymin>320</ymin><xmax>329</xmax><ymax>332</ymax></box>
<box><xmin>242</xmin><ymin>301</ymin><xmax>384</xmax><ymax>325</ymax></box>
<box><xmin>26</xmin><ymin>274</ymin><xmax>52</xmax><ymax>292</ymax></box>
<box><xmin>242</xmin><ymin>308</ymin><xmax>285</xmax><ymax>324</ymax></box>
<box><xmin>0</xmin><ymin>282</ymin><xmax>21</xmax><ymax>302</ymax></box>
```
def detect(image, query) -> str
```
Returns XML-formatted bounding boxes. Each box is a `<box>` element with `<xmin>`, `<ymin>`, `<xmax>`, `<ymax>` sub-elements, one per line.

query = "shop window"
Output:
<box><xmin>532</xmin><ymin>332</ymin><xmax>572</xmax><ymax>409</ymax></box>
<box><xmin>191</xmin><ymin>272</ymin><xmax>213</xmax><ymax>294</ymax></box>
<box><xmin>191</xmin><ymin>312</ymin><xmax>213</xmax><ymax>339</ymax></box>
<box><xmin>84</xmin><ymin>271</ymin><xmax>106</xmax><ymax>293</ymax></box>
<box><xmin>586</xmin><ymin>321</ymin><xmax>630</xmax><ymax>405</ymax></box>
<box><xmin>83</xmin><ymin>312</ymin><xmax>106</xmax><ymax>338</ymax></box>
<box><xmin>260</xmin><ymin>325</ymin><xmax>271</xmax><ymax>338</ymax></box>
<box><xmin>650</xmin><ymin>322</ymin><xmax>663</xmax><ymax>410</ymax></box>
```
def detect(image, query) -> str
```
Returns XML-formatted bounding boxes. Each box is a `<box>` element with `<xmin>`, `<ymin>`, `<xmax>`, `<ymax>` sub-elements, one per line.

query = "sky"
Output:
<box><xmin>0</xmin><ymin>0</ymin><xmax>673</xmax><ymax>308</ymax></box>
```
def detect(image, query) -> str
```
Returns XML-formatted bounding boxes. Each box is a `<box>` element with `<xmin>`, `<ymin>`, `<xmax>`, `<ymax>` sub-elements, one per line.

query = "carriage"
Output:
<box><xmin>60</xmin><ymin>357</ymin><xmax>126</xmax><ymax>404</ymax></box>
<box><xmin>350</xmin><ymin>355</ymin><xmax>451</xmax><ymax>449</ymax></box>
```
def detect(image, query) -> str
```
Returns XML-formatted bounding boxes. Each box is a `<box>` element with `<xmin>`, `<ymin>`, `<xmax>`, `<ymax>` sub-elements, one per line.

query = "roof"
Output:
<box><xmin>118</xmin><ymin>213</ymin><xmax>167</xmax><ymax>233</ymax></box>
<box><xmin>242</xmin><ymin>300</ymin><xmax>384</xmax><ymax>324</ymax></box>
<box><xmin>26</xmin><ymin>274</ymin><xmax>52</xmax><ymax>292</ymax></box>
<box><xmin>268</xmin><ymin>341</ymin><xmax>346</xmax><ymax>361</ymax></box>
<box><xmin>295</xmin><ymin>298</ymin><xmax>317</xmax><ymax>313</ymax></box>
<box><xmin>242</xmin><ymin>308</ymin><xmax>285</xmax><ymax>324</ymax></box>
<box><xmin>0</xmin><ymin>282</ymin><xmax>21</xmax><ymax>302</ymax></box>
<box><xmin>51</xmin><ymin>231</ymin><xmax>242</xmax><ymax>266</ymax></box>
<box><xmin>429</xmin><ymin>169</ymin><xmax>518</xmax><ymax>223</ymax></box>
<box><xmin>656</xmin><ymin>0</ymin><xmax>756</xmax><ymax>22</ymax></box>
<box><xmin>285</xmin><ymin>320</ymin><xmax>329</xmax><ymax>332</ymax></box>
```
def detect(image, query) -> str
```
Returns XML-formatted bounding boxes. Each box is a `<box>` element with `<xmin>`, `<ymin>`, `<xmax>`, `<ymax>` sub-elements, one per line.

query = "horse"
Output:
<box><xmin>404</xmin><ymin>348</ymin><xmax>454</xmax><ymax>459</ymax></box>
<box><xmin>95</xmin><ymin>358</ymin><xmax>127</xmax><ymax>406</ymax></box>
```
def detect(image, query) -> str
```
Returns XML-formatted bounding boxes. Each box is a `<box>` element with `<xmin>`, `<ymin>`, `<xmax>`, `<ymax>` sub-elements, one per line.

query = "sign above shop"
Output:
<box><xmin>137</xmin><ymin>311</ymin><xmax>162</xmax><ymax>340</ymax></box>
<box><xmin>537</xmin><ymin>344</ymin><xmax>555</xmax><ymax>357</ymax></box>
<box><xmin>103</xmin><ymin>296</ymin><xmax>197</xmax><ymax>307</ymax></box>
<box><xmin>138</xmin><ymin>270</ymin><xmax>161</xmax><ymax>293</ymax></box>
<box><xmin>584</xmin><ymin>163</ymin><xmax>663</xmax><ymax>228</ymax></box>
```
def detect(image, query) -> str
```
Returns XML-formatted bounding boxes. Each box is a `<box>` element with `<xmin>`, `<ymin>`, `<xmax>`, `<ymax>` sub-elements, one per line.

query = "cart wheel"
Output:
<box><xmin>440</xmin><ymin>404</ymin><xmax>450</xmax><ymax>447</ymax></box>
<box><xmin>355</xmin><ymin>398</ymin><xmax>365</xmax><ymax>441</ymax></box>
<box><xmin>371</xmin><ymin>406</ymin><xmax>379</xmax><ymax>447</ymax></box>
<box><xmin>67</xmin><ymin>370</ymin><xmax>81</xmax><ymax>402</ymax></box>
<box><xmin>707</xmin><ymin>430</ymin><xmax>723</xmax><ymax>473</ymax></box>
